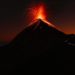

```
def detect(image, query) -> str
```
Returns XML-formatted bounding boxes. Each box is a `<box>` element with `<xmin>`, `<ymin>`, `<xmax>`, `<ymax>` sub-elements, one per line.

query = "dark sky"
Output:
<box><xmin>0</xmin><ymin>0</ymin><xmax>75</xmax><ymax>43</ymax></box>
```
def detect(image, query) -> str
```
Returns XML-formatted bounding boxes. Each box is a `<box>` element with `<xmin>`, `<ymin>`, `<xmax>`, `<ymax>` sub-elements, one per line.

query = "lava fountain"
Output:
<box><xmin>28</xmin><ymin>5</ymin><xmax>55</xmax><ymax>28</ymax></box>
<box><xmin>35</xmin><ymin>6</ymin><xmax>46</xmax><ymax>20</ymax></box>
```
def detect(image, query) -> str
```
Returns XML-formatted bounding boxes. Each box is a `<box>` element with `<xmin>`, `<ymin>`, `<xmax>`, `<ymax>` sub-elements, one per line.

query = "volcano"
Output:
<box><xmin>6</xmin><ymin>19</ymin><xmax>67</xmax><ymax>58</ymax></box>
<box><xmin>9</xmin><ymin>19</ymin><xmax>66</xmax><ymax>47</ymax></box>
<box><xmin>0</xmin><ymin>19</ymin><xmax>74</xmax><ymax>74</ymax></box>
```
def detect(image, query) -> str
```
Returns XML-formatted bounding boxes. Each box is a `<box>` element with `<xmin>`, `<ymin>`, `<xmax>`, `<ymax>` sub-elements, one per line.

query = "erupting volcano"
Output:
<box><xmin>29</xmin><ymin>5</ymin><xmax>55</xmax><ymax>28</ymax></box>
<box><xmin>0</xmin><ymin>4</ymin><xmax>74</xmax><ymax>75</ymax></box>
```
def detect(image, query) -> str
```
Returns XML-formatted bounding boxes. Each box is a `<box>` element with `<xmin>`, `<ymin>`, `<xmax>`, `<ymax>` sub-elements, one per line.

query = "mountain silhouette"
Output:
<box><xmin>0</xmin><ymin>19</ymin><xmax>74</xmax><ymax>74</ymax></box>
<box><xmin>8</xmin><ymin>19</ymin><xmax>67</xmax><ymax>48</ymax></box>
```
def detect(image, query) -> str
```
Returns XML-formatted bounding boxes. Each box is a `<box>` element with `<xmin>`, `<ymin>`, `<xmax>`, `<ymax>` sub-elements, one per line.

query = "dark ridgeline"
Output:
<box><xmin>0</xmin><ymin>19</ymin><xmax>74</xmax><ymax>74</ymax></box>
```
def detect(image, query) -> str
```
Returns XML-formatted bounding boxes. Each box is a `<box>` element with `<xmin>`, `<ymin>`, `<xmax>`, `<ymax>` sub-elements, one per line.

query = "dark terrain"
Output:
<box><xmin>0</xmin><ymin>19</ymin><xmax>74</xmax><ymax>75</ymax></box>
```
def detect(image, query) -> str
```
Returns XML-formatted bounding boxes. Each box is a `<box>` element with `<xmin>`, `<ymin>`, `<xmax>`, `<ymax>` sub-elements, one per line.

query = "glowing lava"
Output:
<box><xmin>36</xmin><ymin>6</ymin><xmax>46</xmax><ymax>20</ymax></box>
<box><xmin>34</xmin><ymin>5</ymin><xmax>55</xmax><ymax>27</ymax></box>
<box><xmin>28</xmin><ymin>5</ymin><xmax>56</xmax><ymax>28</ymax></box>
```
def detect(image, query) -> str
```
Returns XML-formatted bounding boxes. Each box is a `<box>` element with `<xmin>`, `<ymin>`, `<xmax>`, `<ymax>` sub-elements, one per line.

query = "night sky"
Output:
<box><xmin>0</xmin><ymin>0</ymin><xmax>75</xmax><ymax>43</ymax></box>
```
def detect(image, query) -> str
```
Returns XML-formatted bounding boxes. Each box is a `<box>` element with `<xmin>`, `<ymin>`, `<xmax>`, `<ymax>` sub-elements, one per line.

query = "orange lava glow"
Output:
<box><xmin>42</xmin><ymin>19</ymin><xmax>55</xmax><ymax>28</ymax></box>
<box><xmin>33</xmin><ymin>5</ymin><xmax>55</xmax><ymax>27</ymax></box>
<box><xmin>36</xmin><ymin>6</ymin><xmax>46</xmax><ymax>20</ymax></box>
<box><xmin>28</xmin><ymin>4</ymin><xmax>56</xmax><ymax>28</ymax></box>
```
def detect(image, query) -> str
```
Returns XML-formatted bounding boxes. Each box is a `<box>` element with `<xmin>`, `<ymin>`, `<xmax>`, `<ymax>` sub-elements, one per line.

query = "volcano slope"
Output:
<box><xmin>0</xmin><ymin>19</ymin><xmax>74</xmax><ymax>74</ymax></box>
